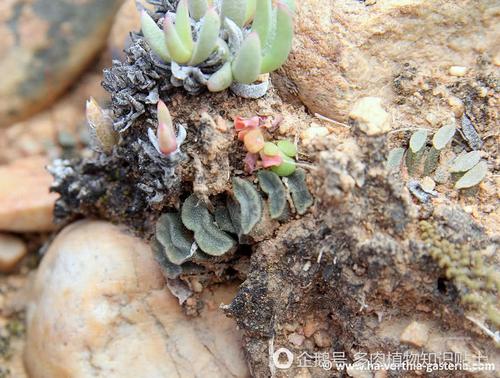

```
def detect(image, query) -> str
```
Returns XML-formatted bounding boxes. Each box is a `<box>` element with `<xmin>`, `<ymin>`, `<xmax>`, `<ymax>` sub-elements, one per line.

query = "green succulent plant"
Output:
<box><xmin>257</xmin><ymin>170</ymin><xmax>287</xmax><ymax>219</ymax></box>
<box><xmin>285</xmin><ymin>169</ymin><xmax>313</xmax><ymax>215</ymax></box>
<box><xmin>141</xmin><ymin>0</ymin><xmax>295</xmax><ymax>96</ymax></box>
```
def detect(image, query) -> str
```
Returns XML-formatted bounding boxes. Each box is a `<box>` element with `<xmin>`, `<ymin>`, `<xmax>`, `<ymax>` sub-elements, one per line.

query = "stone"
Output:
<box><xmin>349</xmin><ymin>97</ymin><xmax>391</xmax><ymax>136</ymax></box>
<box><xmin>287</xmin><ymin>332</ymin><xmax>305</xmax><ymax>346</ymax></box>
<box><xmin>24</xmin><ymin>221</ymin><xmax>248</xmax><ymax>378</ymax></box>
<box><xmin>0</xmin><ymin>234</ymin><xmax>27</xmax><ymax>273</ymax></box>
<box><xmin>0</xmin><ymin>0</ymin><xmax>123</xmax><ymax>127</ymax></box>
<box><xmin>0</xmin><ymin>157</ymin><xmax>57</xmax><ymax>232</ymax></box>
<box><xmin>448</xmin><ymin>66</ymin><xmax>467</xmax><ymax>77</ymax></box>
<box><xmin>313</xmin><ymin>330</ymin><xmax>332</xmax><ymax>348</ymax></box>
<box><xmin>279</xmin><ymin>0</ymin><xmax>498</xmax><ymax>125</ymax></box>
<box><xmin>400</xmin><ymin>321</ymin><xmax>429</xmax><ymax>347</ymax></box>
<box><xmin>301</xmin><ymin>125</ymin><xmax>330</xmax><ymax>144</ymax></box>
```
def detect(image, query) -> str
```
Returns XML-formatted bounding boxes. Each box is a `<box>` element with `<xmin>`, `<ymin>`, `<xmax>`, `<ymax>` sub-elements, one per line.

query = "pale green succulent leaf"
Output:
<box><xmin>281</xmin><ymin>0</ymin><xmax>295</xmax><ymax>12</ymax></box>
<box><xmin>207</xmin><ymin>62</ymin><xmax>233</xmax><ymax>92</ymax></box>
<box><xmin>432</xmin><ymin>124</ymin><xmax>456</xmax><ymax>150</ymax></box>
<box><xmin>386</xmin><ymin>147</ymin><xmax>405</xmax><ymax>169</ymax></box>
<box><xmin>409</xmin><ymin>129</ymin><xmax>427</xmax><ymax>153</ymax></box>
<box><xmin>277</xmin><ymin>140</ymin><xmax>297</xmax><ymax>157</ymax></box>
<box><xmin>175</xmin><ymin>0</ymin><xmax>194</xmax><ymax>52</ymax></box>
<box><xmin>454</xmin><ymin>161</ymin><xmax>487</xmax><ymax>189</ymax></box>
<box><xmin>232</xmin><ymin>32</ymin><xmax>262</xmax><ymax>84</ymax></box>
<box><xmin>188</xmin><ymin>0</ymin><xmax>209</xmax><ymax>20</ymax></box>
<box><xmin>258</xmin><ymin>170</ymin><xmax>287</xmax><ymax>219</ymax></box>
<box><xmin>260</xmin><ymin>2</ymin><xmax>293</xmax><ymax>73</ymax></box>
<box><xmin>164</xmin><ymin>17</ymin><xmax>192</xmax><ymax>64</ymax></box>
<box><xmin>286</xmin><ymin>169</ymin><xmax>313</xmax><ymax>215</ymax></box>
<box><xmin>141</xmin><ymin>10</ymin><xmax>171</xmax><ymax>62</ymax></box>
<box><xmin>245</xmin><ymin>0</ymin><xmax>257</xmax><ymax>24</ymax></box>
<box><xmin>271</xmin><ymin>153</ymin><xmax>296</xmax><ymax>176</ymax></box>
<box><xmin>189</xmin><ymin>8</ymin><xmax>221</xmax><ymax>65</ymax></box>
<box><xmin>156</xmin><ymin>213</ymin><xmax>194</xmax><ymax>265</ymax></box>
<box><xmin>221</xmin><ymin>0</ymin><xmax>247</xmax><ymax>27</ymax></box>
<box><xmin>232</xmin><ymin>177</ymin><xmax>263</xmax><ymax>234</ymax></box>
<box><xmin>263</xmin><ymin>142</ymin><xmax>280</xmax><ymax>156</ymax></box>
<box><xmin>251</xmin><ymin>0</ymin><xmax>273</xmax><ymax>46</ymax></box>
<box><xmin>450</xmin><ymin>151</ymin><xmax>481</xmax><ymax>173</ymax></box>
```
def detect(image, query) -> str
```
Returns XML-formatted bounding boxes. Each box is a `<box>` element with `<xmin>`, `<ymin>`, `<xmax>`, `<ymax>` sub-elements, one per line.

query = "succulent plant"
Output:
<box><xmin>141</xmin><ymin>0</ymin><xmax>295</xmax><ymax>97</ymax></box>
<box><xmin>454</xmin><ymin>161</ymin><xmax>488</xmax><ymax>190</ymax></box>
<box><xmin>85</xmin><ymin>97</ymin><xmax>118</xmax><ymax>154</ymax></box>
<box><xmin>284</xmin><ymin>169</ymin><xmax>313</xmax><ymax>215</ymax></box>
<box><xmin>257</xmin><ymin>170</ymin><xmax>287</xmax><ymax>219</ymax></box>
<box><xmin>232</xmin><ymin>177</ymin><xmax>263</xmax><ymax>234</ymax></box>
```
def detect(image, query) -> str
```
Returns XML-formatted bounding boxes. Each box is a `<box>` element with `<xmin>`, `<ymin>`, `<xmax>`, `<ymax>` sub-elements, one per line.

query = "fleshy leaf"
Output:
<box><xmin>175</xmin><ymin>0</ymin><xmax>194</xmax><ymax>53</ymax></box>
<box><xmin>252</xmin><ymin>0</ymin><xmax>273</xmax><ymax>46</ymax></box>
<box><xmin>386</xmin><ymin>147</ymin><xmax>405</xmax><ymax>169</ymax></box>
<box><xmin>243</xmin><ymin>128</ymin><xmax>265</xmax><ymax>153</ymax></box>
<box><xmin>286</xmin><ymin>168</ymin><xmax>313</xmax><ymax>215</ymax></box>
<box><xmin>244</xmin><ymin>152</ymin><xmax>259</xmax><ymax>173</ymax></box>
<box><xmin>450</xmin><ymin>151</ymin><xmax>482</xmax><ymax>173</ymax></box>
<box><xmin>234</xmin><ymin>116</ymin><xmax>260</xmax><ymax>131</ymax></box>
<box><xmin>156</xmin><ymin>213</ymin><xmax>194</xmax><ymax>265</ymax></box>
<box><xmin>271</xmin><ymin>153</ymin><xmax>296</xmax><ymax>176</ymax></box>
<box><xmin>409</xmin><ymin>129</ymin><xmax>427</xmax><ymax>153</ymax></box>
<box><xmin>164</xmin><ymin>17</ymin><xmax>192</xmax><ymax>64</ymax></box>
<box><xmin>244</xmin><ymin>0</ymin><xmax>257</xmax><ymax>24</ymax></box>
<box><xmin>221</xmin><ymin>0</ymin><xmax>248</xmax><ymax>27</ymax></box>
<box><xmin>85</xmin><ymin>97</ymin><xmax>117</xmax><ymax>154</ymax></box>
<box><xmin>141</xmin><ymin>10</ymin><xmax>171</xmax><ymax>62</ymax></box>
<box><xmin>260</xmin><ymin>152</ymin><xmax>283</xmax><ymax>168</ymax></box>
<box><xmin>188</xmin><ymin>0</ymin><xmax>209</xmax><ymax>20</ymax></box>
<box><xmin>432</xmin><ymin>124</ymin><xmax>456</xmax><ymax>150</ymax></box>
<box><xmin>260</xmin><ymin>2</ymin><xmax>293</xmax><ymax>73</ymax></box>
<box><xmin>157</xmin><ymin>100</ymin><xmax>177</xmax><ymax>155</ymax></box>
<box><xmin>258</xmin><ymin>170</ymin><xmax>287</xmax><ymax>219</ymax></box>
<box><xmin>189</xmin><ymin>8</ymin><xmax>221</xmax><ymax>65</ymax></box>
<box><xmin>263</xmin><ymin>142</ymin><xmax>280</xmax><ymax>156</ymax></box>
<box><xmin>277</xmin><ymin>140</ymin><xmax>297</xmax><ymax>157</ymax></box>
<box><xmin>232</xmin><ymin>32</ymin><xmax>262</xmax><ymax>84</ymax></box>
<box><xmin>232</xmin><ymin>177</ymin><xmax>263</xmax><ymax>234</ymax></box>
<box><xmin>454</xmin><ymin>161</ymin><xmax>487</xmax><ymax>189</ymax></box>
<box><xmin>207</xmin><ymin>62</ymin><xmax>233</xmax><ymax>92</ymax></box>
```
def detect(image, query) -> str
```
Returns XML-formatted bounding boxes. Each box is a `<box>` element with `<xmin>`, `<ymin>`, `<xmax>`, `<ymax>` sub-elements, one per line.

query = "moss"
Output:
<box><xmin>419</xmin><ymin>220</ymin><xmax>499</xmax><ymax>329</ymax></box>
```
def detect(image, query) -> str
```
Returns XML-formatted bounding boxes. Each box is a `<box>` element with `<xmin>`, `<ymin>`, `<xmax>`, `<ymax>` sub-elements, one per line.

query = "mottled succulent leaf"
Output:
<box><xmin>454</xmin><ymin>161</ymin><xmax>487</xmax><ymax>189</ymax></box>
<box><xmin>207</xmin><ymin>62</ymin><xmax>233</xmax><ymax>92</ymax></box>
<box><xmin>164</xmin><ymin>17</ymin><xmax>192</xmax><ymax>64</ymax></box>
<box><xmin>232</xmin><ymin>32</ymin><xmax>262</xmax><ymax>84</ymax></box>
<box><xmin>260</xmin><ymin>3</ymin><xmax>293</xmax><ymax>73</ymax></box>
<box><xmin>181</xmin><ymin>194</ymin><xmax>236</xmax><ymax>255</ymax></box>
<box><xmin>461</xmin><ymin>114</ymin><xmax>483</xmax><ymax>150</ymax></box>
<box><xmin>232</xmin><ymin>177</ymin><xmax>263</xmax><ymax>234</ymax></box>
<box><xmin>221</xmin><ymin>0</ymin><xmax>247</xmax><ymax>27</ymax></box>
<box><xmin>188</xmin><ymin>0</ymin><xmax>209</xmax><ymax>20</ymax></box>
<box><xmin>151</xmin><ymin>238</ymin><xmax>183</xmax><ymax>279</ymax></box>
<box><xmin>432</xmin><ymin>124</ymin><xmax>456</xmax><ymax>150</ymax></box>
<box><xmin>386</xmin><ymin>147</ymin><xmax>405</xmax><ymax>169</ymax></box>
<box><xmin>189</xmin><ymin>8</ymin><xmax>220</xmax><ymax>65</ymax></box>
<box><xmin>156</xmin><ymin>213</ymin><xmax>194</xmax><ymax>265</ymax></box>
<box><xmin>263</xmin><ymin>142</ymin><xmax>280</xmax><ymax>156</ymax></box>
<box><xmin>141</xmin><ymin>10</ymin><xmax>171</xmax><ymax>62</ymax></box>
<box><xmin>277</xmin><ymin>140</ymin><xmax>297</xmax><ymax>157</ymax></box>
<box><xmin>252</xmin><ymin>0</ymin><xmax>273</xmax><ymax>45</ymax></box>
<box><xmin>245</xmin><ymin>0</ymin><xmax>257</xmax><ymax>23</ymax></box>
<box><xmin>271</xmin><ymin>153</ymin><xmax>296</xmax><ymax>176</ymax></box>
<box><xmin>405</xmin><ymin>149</ymin><xmax>423</xmax><ymax>176</ymax></box>
<box><xmin>450</xmin><ymin>151</ymin><xmax>481</xmax><ymax>173</ymax></box>
<box><xmin>243</xmin><ymin>128</ymin><xmax>265</xmax><ymax>153</ymax></box>
<box><xmin>409</xmin><ymin>129</ymin><xmax>427</xmax><ymax>153</ymax></box>
<box><xmin>423</xmin><ymin>146</ymin><xmax>440</xmax><ymax>176</ymax></box>
<box><xmin>175</xmin><ymin>0</ymin><xmax>194</xmax><ymax>52</ymax></box>
<box><xmin>258</xmin><ymin>170</ymin><xmax>287</xmax><ymax>219</ymax></box>
<box><xmin>214</xmin><ymin>206</ymin><xmax>236</xmax><ymax>233</ymax></box>
<box><xmin>285</xmin><ymin>168</ymin><xmax>313</xmax><ymax>215</ymax></box>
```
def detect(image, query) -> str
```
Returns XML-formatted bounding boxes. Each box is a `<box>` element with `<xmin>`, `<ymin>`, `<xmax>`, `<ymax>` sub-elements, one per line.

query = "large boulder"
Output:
<box><xmin>24</xmin><ymin>221</ymin><xmax>249</xmax><ymax>378</ymax></box>
<box><xmin>0</xmin><ymin>0</ymin><xmax>123</xmax><ymax>127</ymax></box>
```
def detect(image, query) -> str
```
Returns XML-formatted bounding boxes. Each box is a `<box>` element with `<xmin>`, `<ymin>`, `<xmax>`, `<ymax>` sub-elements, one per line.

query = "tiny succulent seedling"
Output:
<box><xmin>141</xmin><ymin>0</ymin><xmax>295</xmax><ymax>97</ymax></box>
<box><xmin>148</xmin><ymin>100</ymin><xmax>187</xmax><ymax>159</ymax></box>
<box><xmin>86</xmin><ymin>97</ymin><xmax>118</xmax><ymax>154</ymax></box>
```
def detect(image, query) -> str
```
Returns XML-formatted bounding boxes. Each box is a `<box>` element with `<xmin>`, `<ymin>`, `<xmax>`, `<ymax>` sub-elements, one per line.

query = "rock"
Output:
<box><xmin>0</xmin><ymin>157</ymin><xmax>57</xmax><ymax>232</ymax></box>
<box><xmin>280</xmin><ymin>0</ymin><xmax>498</xmax><ymax>124</ymax></box>
<box><xmin>313</xmin><ymin>330</ymin><xmax>332</xmax><ymax>348</ymax></box>
<box><xmin>24</xmin><ymin>221</ymin><xmax>248</xmax><ymax>378</ymax></box>
<box><xmin>448</xmin><ymin>66</ymin><xmax>467</xmax><ymax>77</ymax></box>
<box><xmin>301</xmin><ymin>125</ymin><xmax>330</xmax><ymax>145</ymax></box>
<box><xmin>0</xmin><ymin>0</ymin><xmax>123</xmax><ymax>127</ymax></box>
<box><xmin>349</xmin><ymin>97</ymin><xmax>391</xmax><ymax>136</ymax></box>
<box><xmin>287</xmin><ymin>332</ymin><xmax>305</xmax><ymax>346</ymax></box>
<box><xmin>400</xmin><ymin>321</ymin><xmax>429</xmax><ymax>347</ymax></box>
<box><xmin>0</xmin><ymin>234</ymin><xmax>27</xmax><ymax>273</ymax></box>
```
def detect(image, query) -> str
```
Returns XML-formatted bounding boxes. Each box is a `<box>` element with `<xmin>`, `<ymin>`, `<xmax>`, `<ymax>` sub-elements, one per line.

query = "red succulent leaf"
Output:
<box><xmin>234</xmin><ymin>116</ymin><xmax>260</xmax><ymax>131</ymax></box>
<box><xmin>260</xmin><ymin>152</ymin><xmax>283</xmax><ymax>168</ymax></box>
<box><xmin>244</xmin><ymin>152</ymin><xmax>259</xmax><ymax>173</ymax></box>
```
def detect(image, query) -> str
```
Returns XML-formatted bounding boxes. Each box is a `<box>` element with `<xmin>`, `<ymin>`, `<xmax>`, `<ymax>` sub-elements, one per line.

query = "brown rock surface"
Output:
<box><xmin>0</xmin><ymin>157</ymin><xmax>57</xmax><ymax>232</ymax></box>
<box><xmin>24</xmin><ymin>221</ymin><xmax>249</xmax><ymax>378</ymax></box>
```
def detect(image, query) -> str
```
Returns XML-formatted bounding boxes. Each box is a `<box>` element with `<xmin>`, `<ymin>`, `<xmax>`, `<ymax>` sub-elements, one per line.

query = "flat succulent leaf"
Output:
<box><xmin>207</xmin><ymin>62</ymin><xmax>233</xmax><ymax>92</ymax></box>
<box><xmin>156</xmin><ymin>213</ymin><xmax>194</xmax><ymax>265</ymax></box>
<box><xmin>245</xmin><ymin>0</ymin><xmax>257</xmax><ymax>23</ymax></box>
<box><xmin>188</xmin><ymin>0</ymin><xmax>209</xmax><ymax>20</ymax></box>
<box><xmin>221</xmin><ymin>0</ymin><xmax>247</xmax><ymax>27</ymax></box>
<box><xmin>454</xmin><ymin>161</ymin><xmax>487</xmax><ymax>189</ymax></box>
<box><xmin>281</xmin><ymin>0</ymin><xmax>295</xmax><ymax>12</ymax></box>
<box><xmin>141</xmin><ymin>10</ymin><xmax>171</xmax><ymax>62</ymax></box>
<box><xmin>214</xmin><ymin>205</ymin><xmax>236</xmax><ymax>233</ymax></box>
<box><xmin>450</xmin><ymin>151</ymin><xmax>482</xmax><ymax>173</ymax></box>
<box><xmin>405</xmin><ymin>148</ymin><xmax>423</xmax><ymax>176</ymax></box>
<box><xmin>232</xmin><ymin>32</ymin><xmax>262</xmax><ymax>84</ymax></box>
<box><xmin>232</xmin><ymin>177</ymin><xmax>263</xmax><ymax>234</ymax></box>
<box><xmin>409</xmin><ymin>129</ymin><xmax>427</xmax><ymax>153</ymax></box>
<box><xmin>263</xmin><ymin>142</ymin><xmax>280</xmax><ymax>156</ymax></box>
<box><xmin>252</xmin><ymin>0</ymin><xmax>273</xmax><ymax>45</ymax></box>
<box><xmin>151</xmin><ymin>238</ymin><xmax>183</xmax><ymax>279</ymax></box>
<box><xmin>164</xmin><ymin>17</ymin><xmax>192</xmax><ymax>64</ymax></box>
<box><xmin>271</xmin><ymin>153</ymin><xmax>296</xmax><ymax>176</ymax></box>
<box><xmin>386</xmin><ymin>147</ymin><xmax>405</xmax><ymax>169</ymax></box>
<box><xmin>277</xmin><ymin>140</ymin><xmax>297</xmax><ymax>157</ymax></box>
<box><xmin>432</xmin><ymin>124</ymin><xmax>456</xmax><ymax>150</ymax></box>
<box><xmin>260</xmin><ymin>2</ymin><xmax>293</xmax><ymax>74</ymax></box>
<box><xmin>258</xmin><ymin>170</ymin><xmax>287</xmax><ymax>219</ymax></box>
<box><xmin>285</xmin><ymin>168</ymin><xmax>313</xmax><ymax>215</ymax></box>
<box><xmin>423</xmin><ymin>146</ymin><xmax>440</xmax><ymax>176</ymax></box>
<box><xmin>175</xmin><ymin>0</ymin><xmax>194</xmax><ymax>52</ymax></box>
<box><xmin>181</xmin><ymin>195</ymin><xmax>236</xmax><ymax>256</ymax></box>
<box><xmin>189</xmin><ymin>8</ymin><xmax>221</xmax><ymax>65</ymax></box>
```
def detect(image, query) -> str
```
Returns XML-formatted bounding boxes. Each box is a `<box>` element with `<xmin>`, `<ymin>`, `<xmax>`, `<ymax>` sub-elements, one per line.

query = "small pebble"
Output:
<box><xmin>449</xmin><ymin>66</ymin><xmax>467</xmax><ymax>77</ymax></box>
<box><xmin>313</xmin><ymin>330</ymin><xmax>332</xmax><ymax>348</ymax></box>
<box><xmin>301</xmin><ymin>126</ymin><xmax>329</xmax><ymax>144</ymax></box>
<box><xmin>420</xmin><ymin>176</ymin><xmax>436</xmax><ymax>193</ymax></box>
<box><xmin>448</xmin><ymin>96</ymin><xmax>464</xmax><ymax>117</ymax></box>
<box><xmin>287</xmin><ymin>332</ymin><xmax>305</xmax><ymax>346</ymax></box>
<box><xmin>0</xmin><ymin>234</ymin><xmax>28</xmax><ymax>273</ymax></box>
<box><xmin>400</xmin><ymin>321</ymin><xmax>429</xmax><ymax>347</ymax></box>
